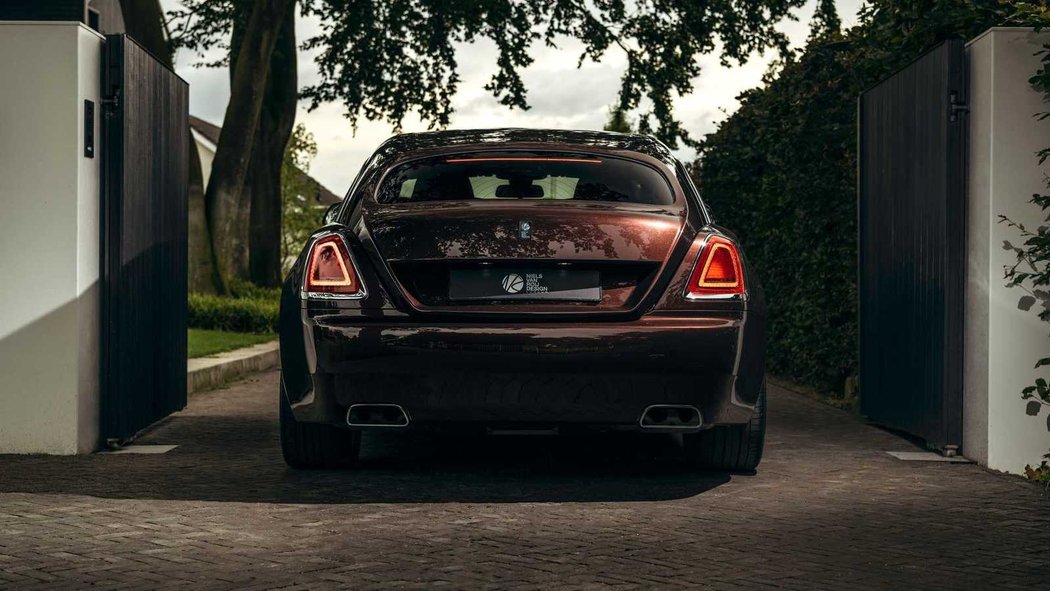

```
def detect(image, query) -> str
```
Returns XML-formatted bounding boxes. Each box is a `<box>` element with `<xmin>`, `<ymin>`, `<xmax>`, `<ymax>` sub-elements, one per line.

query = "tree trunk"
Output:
<box><xmin>120</xmin><ymin>0</ymin><xmax>218</xmax><ymax>292</ymax></box>
<box><xmin>248</xmin><ymin>8</ymin><xmax>297</xmax><ymax>287</ymax></box>
<box><xmin>205</xmin><ymin>0</ymin><xmax>296</xmax><ymax>293</ymax></box>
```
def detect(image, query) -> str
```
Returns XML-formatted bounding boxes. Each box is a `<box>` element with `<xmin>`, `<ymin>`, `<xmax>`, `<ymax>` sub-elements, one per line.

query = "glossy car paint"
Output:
<box><xmin>279</xmin><ymin>129</ymin><xmax>766</xmax><ymax>431</ymax></box>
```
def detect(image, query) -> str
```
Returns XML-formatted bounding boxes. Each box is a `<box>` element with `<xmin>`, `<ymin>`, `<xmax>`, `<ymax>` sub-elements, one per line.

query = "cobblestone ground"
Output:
<box><xmin>1</xmin><ymin>370</ymin><xmax>1047</xmax><ymax>589</ymax></box>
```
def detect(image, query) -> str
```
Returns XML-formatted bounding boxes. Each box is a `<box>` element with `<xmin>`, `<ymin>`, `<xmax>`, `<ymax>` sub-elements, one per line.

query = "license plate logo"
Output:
<box><xmin>501</xmin><ymin>273</ymin><xmax>524</xmax><ymax>294</ymax></box>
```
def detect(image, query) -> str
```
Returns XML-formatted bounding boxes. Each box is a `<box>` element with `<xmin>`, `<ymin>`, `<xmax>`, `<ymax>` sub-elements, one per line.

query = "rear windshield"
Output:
<box><xmin>377</xmin><ymin>153</ymin><xmax>674</xmax><ymax>205</ymax></box>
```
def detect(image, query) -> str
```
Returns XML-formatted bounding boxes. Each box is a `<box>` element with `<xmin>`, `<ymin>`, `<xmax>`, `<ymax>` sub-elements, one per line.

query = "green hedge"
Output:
<box><xmin>227</xmin><ymin>279</ymin><xmax>282</xmax><ymax>302</ymax></box>
<box><xmin>696</xmin><ymin>39</ymin><xmax>857</xmax><ymax>392</ymax></box>
<box><xmin>188</xmin><ymin>293</ymin><xmax>279</xmax><ymax>334</ymax></box>
<box><xmin>694</xmin><ymin>0</ymin><xmax>1015</xmax><ymax>392</ymax></box>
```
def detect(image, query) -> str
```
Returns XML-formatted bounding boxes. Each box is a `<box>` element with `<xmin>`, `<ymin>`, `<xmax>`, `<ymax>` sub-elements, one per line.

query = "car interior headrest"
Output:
<box><xmin>495</xmin><ymin>184</ymin><xmax>544</xmax><ymax>198</ymax></box>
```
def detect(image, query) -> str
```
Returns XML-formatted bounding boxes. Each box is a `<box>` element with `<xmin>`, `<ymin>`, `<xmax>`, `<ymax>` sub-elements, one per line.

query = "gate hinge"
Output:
<box><xmin>949</xmin><ymin>91</ymin><xmax>969</xmax><ymax>122</ymax></box>
<box><xmin>101</xmin><ymin>88</ymin><xmax>121</xmax><ymax>114</ymax></box>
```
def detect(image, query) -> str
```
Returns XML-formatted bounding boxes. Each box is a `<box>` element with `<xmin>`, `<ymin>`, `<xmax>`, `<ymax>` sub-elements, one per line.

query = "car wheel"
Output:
<box><xmin>684</xmin><ymin>383</ymin><xmax>766</xmax><ymax>472</ymax></box>
<box><xmin>280</xmin><ymin>384</ymin><xmax>361</xmax><ymax>469</ymax></box>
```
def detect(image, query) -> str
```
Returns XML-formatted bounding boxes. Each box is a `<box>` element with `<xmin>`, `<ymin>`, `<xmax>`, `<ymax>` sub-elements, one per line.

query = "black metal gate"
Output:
<box><xmin>100</xmin><ymin>35</ymin><xmax>189</xmax><ymax>444</ymax></box>
<box><xmin>858</xmin><ymin>40</ymin><xmax>967</xmax><ymax>452</ymax></box>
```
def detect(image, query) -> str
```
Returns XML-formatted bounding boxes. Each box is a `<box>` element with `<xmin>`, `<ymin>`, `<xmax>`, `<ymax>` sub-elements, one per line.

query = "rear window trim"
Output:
<box><xmin>369</xmin><ymin>149</ymin><xmax>679</xmax><ymax>207</ymax></box>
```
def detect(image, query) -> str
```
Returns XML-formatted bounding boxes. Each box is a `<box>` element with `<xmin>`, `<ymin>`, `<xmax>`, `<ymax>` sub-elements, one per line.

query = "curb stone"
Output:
<box><xmin>187</xmin><ymin>341</ymin><xmax>279</xmax><ymax>394</ymax></box>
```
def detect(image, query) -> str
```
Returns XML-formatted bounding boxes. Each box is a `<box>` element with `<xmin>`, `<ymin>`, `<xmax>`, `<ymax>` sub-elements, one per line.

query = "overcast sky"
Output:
<box><xmin>167</xmin><ymin>1</ymin><xmax>865</xmax><ymax>194</ymax></box>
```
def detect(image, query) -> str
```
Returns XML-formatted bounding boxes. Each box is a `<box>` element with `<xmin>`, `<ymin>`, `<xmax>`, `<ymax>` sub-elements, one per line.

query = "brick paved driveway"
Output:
<box><xmin>1</xmin><ymin>370</ymin><xmax>1047</xmax><ymax>589</ymax></box>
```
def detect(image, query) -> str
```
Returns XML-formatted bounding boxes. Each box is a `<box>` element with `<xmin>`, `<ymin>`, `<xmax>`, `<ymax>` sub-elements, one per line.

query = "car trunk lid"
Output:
<box><xmin>362</xmin><ymin>200</ymin><xmax>689</xmax><ymax>315</ymax></box>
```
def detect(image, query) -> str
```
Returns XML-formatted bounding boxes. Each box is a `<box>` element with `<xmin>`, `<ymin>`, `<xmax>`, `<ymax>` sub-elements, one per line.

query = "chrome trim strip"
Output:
<box><xmin>638</xmin><ymin>404</ymin><xmax>703</xmax><ymax>430</ymax></box>
<box><xmin>346</xmin><ymin>403</ymin><xmax>411</xmax><ymax>428</ymax></box>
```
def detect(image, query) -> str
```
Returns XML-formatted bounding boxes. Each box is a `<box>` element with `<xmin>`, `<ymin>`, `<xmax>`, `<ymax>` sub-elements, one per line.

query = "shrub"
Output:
<box><xmin>188</xmin><ymin>293</ymin><xmax>279</xmax><ymax>334</ymax></box>
<box><xmin>227</xmin><ymin>278</ymin><xmax>282</xmax><ymax>302</ymax></box>
<box><xmin>1025</xmin><ymin>461</ymin><xmax>1050</xmax><ymax>484</ymax></box>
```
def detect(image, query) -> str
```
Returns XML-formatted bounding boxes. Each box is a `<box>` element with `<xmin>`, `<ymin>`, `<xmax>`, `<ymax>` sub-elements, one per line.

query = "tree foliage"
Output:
<box><xmin>166</xmin><ymin>0</ymin><xmax>810</xmax><ymax>292</ymax></box>
<box><xmin>281</xmin><ymin>124</ymin><xmax>322</xmax><ymax>274</ymax></box>
<box><xmin>171</xmin><ymin>0</ymin><xmax>807</xmax><ymax>150</ymax></box>
<box><xmin>693</xmin><ymin>0</ymin><xmax>1019</xmax><ymax>392</ymax></box>
<box><xmin>603</xmin><ymin>105</ymin><xmax>633</xmax><ymax>133</ymax></box>
<box><xmin>167</xmin><ymin>0</ymin><xmax>244</xmax><ymax>67</ymax></box>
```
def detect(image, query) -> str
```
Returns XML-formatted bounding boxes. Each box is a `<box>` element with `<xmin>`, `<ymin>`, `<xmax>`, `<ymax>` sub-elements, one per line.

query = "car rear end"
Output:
<box><xmin>279</xmin><ymin>133</ymin><xmax>766</xmax><ymax>468</ymax></box>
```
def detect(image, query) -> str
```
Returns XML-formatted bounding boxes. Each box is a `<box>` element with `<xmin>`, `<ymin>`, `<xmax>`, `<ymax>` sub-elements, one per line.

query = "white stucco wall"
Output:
<box><xmin>0</xmin><ymin>22</ymin><xmax>103</xmax><ymax>454</ymax></box>
<box><xmin>965</xmin><ymin>28</ymin><xmax>1050</xmax><ymax>473</ymax></box>
<box><xmin>191</xmin><ymin>129</ymin><xmax>216</xmax><ymax>189</ymax></box>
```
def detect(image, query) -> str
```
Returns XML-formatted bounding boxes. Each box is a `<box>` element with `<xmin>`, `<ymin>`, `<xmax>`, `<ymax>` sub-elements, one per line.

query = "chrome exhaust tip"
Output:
<box><xmin>347</xmin><ymin>403</ymin><xmax>410</xmax><ymax>428</ymax></box>
<box><xmin>639</xmin><ymin>405</ymin><xmax>702</xmax><ymax>430</ymax></box>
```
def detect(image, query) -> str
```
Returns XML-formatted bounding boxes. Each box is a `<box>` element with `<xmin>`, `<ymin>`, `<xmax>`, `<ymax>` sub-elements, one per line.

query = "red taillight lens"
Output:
<box><xmin>304</xmin><ymin>235</ymin><xmax>363</xmax><ymax>296</ymax></box>
<box><xmin>686</xmin><ymin>235</ymin><xmax>745</xmax><ymax>298</ymax></box>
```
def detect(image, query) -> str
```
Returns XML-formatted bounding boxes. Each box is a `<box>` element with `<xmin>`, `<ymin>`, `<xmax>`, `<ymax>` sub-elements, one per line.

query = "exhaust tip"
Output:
<box><xmin>639</xmin><ymin>405</ymin><xmax>702</xmax><ymax>430</ymax></box>
<box><xmin>347</xmin><ymin>403</ymin><xmax>410</xmax><ymax>428</ymax></box>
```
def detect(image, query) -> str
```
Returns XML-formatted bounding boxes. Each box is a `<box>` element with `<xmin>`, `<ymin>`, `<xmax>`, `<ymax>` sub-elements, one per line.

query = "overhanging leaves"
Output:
<box><xmin>297</xmin><ymin>0</ymin><xmax>805</xmax><ymax>148</ymax></box>
<box><xmin>170</xmin><ymin>0</ymin><xmax>806</xmax><ymax>147</ymax></box>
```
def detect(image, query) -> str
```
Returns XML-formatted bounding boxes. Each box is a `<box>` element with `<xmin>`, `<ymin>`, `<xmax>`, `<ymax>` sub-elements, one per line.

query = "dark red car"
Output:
<box><xmin>278</xmin><ymin>129</ymin><xmax>767</xmax><ymax>471</ymax></box>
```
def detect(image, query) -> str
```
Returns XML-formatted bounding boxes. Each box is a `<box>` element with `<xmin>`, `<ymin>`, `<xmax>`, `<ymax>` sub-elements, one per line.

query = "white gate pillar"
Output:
<box><xmin>0</xmin><ymin>22</ymin><xmax>104</xmax><ymax>454</ymax></box>
<box><xmin>965</xmin><ymin>27</ymin><xmax>1050</xmax><ymax>473</ymax></box>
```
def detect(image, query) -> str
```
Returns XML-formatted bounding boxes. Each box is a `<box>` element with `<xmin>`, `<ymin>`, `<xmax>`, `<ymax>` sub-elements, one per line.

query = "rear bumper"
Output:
<box><xmin>284</xmin><ymin>312</ymin><xmax>765</xmax><ymax>431</ymax></box>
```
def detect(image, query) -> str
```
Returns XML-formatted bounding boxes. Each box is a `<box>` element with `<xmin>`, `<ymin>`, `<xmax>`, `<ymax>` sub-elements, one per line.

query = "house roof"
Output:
<box><xmin>189</xmin><ymin>116</ymin><xmax>342</xmax><ymax>206</ymax></box>
<box><xmin>189</xmin><ymin>115</ymin><xmax>221</xmax><ymax>147</ymax></box>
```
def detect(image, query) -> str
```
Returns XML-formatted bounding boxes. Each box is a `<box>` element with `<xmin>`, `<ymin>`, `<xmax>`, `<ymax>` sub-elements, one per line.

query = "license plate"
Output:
<box><xmin>449</xmin><ymin>268</ymin><xmax>601</xmax><ymax>302</ymax></box>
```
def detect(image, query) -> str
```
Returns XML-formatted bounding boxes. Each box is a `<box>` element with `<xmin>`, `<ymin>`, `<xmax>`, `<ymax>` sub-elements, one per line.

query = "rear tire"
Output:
<box><xmin>280</xmin><ymin>385</ymin><xmax>361</xmax><ymax>469</ymax></box>
<box><xmin>684</xmin><ymin>383</ymin><xmax>766</xmax><ymax>472</ymax></box>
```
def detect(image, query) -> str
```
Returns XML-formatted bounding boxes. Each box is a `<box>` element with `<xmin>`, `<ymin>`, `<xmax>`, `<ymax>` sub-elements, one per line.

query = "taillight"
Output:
<box><xmin>303</xmin><ymin>234</ymin><xmax>365</xmax><ymax>298</ymax></box>
<box><xmin>685</xmin><ymin>235</ymin><xmax>745</xmax><ymax>299</ymax></box>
